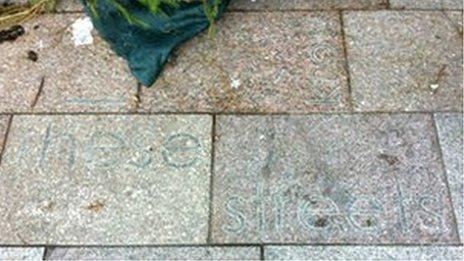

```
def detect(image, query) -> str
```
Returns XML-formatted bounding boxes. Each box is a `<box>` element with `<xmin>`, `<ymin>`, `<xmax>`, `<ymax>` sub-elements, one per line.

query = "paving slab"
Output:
<box><xmin>0</xmin><ymin>247</ymin><xmax>45</xmax><ymax>260</ymax></box>
<box><xmin>391</xmin><ymin>0</ymin><xmax>463</xmax><ymax>9</ymax></box>
<box><xmin>435</xmin><ymin>113</ymin><xmax>463</xmax><ymax>241</ymax></box>
<box><xmin>0</xmin><ymin>115</ymin><xmax>212</xmax><ymax>244</ymax></box>
<box><xmin>229</xmin><ymin>0</ymin><xmax>388</xmax><ymax>10</ymax></box>
<box><xmin>46</xmin><ymin>247</ymin><xmax>260</xmax><ymax>260</ymax></box>
<box><xmin>0</xmin><ymin>14</ymin><xmax>137</xmax><ymax>113</ymax></box>
<box><xmin>56</xmin><ymin>0</ymin><xmax>84</xmax><ymax>12</ymax></box>
<box><xmin>344</xmin><ymin>11</ymin><xmax>463</xmax><ymax>112</ymax></box>
<box><xmin>211</xmin><ymin>114</ymin><xmax>458</xmax><ymax>244</ymax></box>
<box><xmin>141</xmin><ymin>12</ymin><xmax>350</xmax><ymax>113</ymax></box>
<box><xmin>264</xmin><ymin>246</ymin><xmax>464</xmax><ymax>260</ymax></box>
<box><xmin>0</xmin><ymin>116</ymin><xmax>10</xmax><ymax>154</ymax></box>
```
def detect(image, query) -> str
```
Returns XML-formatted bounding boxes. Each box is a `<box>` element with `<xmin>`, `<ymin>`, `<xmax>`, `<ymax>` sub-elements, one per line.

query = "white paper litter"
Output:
<box><xmin>231</xmin><ymin>77</ymin><xmax>242</xmax><ymax>89</ymax></box>
<box><xmin>71</xmin><ymin>17</ymin><xmax>94</xmax><ymax>46</ymax></box>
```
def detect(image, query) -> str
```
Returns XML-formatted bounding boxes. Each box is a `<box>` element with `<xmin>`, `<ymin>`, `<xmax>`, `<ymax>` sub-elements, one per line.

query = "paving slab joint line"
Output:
<box><xmin>50</xmin><ymin>9</ymin><xmax>464</xmax><ymax>16</ymax></box>
<box><xmin>0</xmin><ymin>115</ymin><xmax>13</xmax><ymax>166</ymax></box>
<box><xmin>432</xmin><ymin>113</ymin><xmax>462</xmax><ymax>243</ymax></box>
<box><xmin>207</xmin><ymin>114</ymin><xmax>217</xmax><ymax>244</ymax></box>
<box><xmin>228</xmin><ymin>8</ymin><xmax>464</xmax><ymax>12</ymax></box>
<box><xmin>1</xmin><ymin>110</ymin><xmax>464</xmax><ymax>117</ymax></box>
<box><xmin>54</xmin><ymin>10</ymin><xmax>84</xmax><ymax>14</ymax></box>
<box><xmin>0</xmin><ymin>243</ymin><xmax>463</xmax><ymax>248</ymax></box>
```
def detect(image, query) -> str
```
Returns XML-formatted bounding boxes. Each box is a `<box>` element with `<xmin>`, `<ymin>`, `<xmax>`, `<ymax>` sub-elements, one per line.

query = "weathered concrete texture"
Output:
<box><xmin>344</xmin><ymin>11</ymin><xmax>463</xmax><ymax>112</ymax></box>
<box><xmin>0</xmin><ymin>115</ymin><xmax>212</xmax><ymax>244</ymax></box>
<box><xmin>47</xmin><ymin>247</ymin><xmax>260</xmax><ymax>260</ymax></box>
<box><xmin>0</xmin><ymin>14</ymin><xmax>137</xmax><ymax>113</ymax></box>
<box><xmin>391</xmin><ymin>0</ymin><xmax>463</xmax><ymax>9</ymax></box>
<box><xmin>56</xmin><ymin>0</ymin><xmax>84</xmax><ymax>12</ymax></box>
<box><xmin>264</xmin><ymin>246</ymin><xmax>464</xmax><ymax>260</ymax></box>
<box><xmin>212</xmin><ymin>114</ymin><xmax>458</xmax><ymax>244</ymax></box>
<box><xmin>141</xmin><ymin>12</ymin><xmax>349</xmax><ymax>113</ymax></box>
<box><xmin>0</xmin><ymin>116</ymin><xmax>10</xmax><ymax>154</ymax></box>
<box><xmin>435</xmin><ymin>113</ymin><xmax>463</xmax><ymax>241</ymax></box>
<box><xmin>0</xmin><ymin>247</ymin><xmax>45</xmax><ymax>260</ymax></box>
<box><xmin>229</xmin><ymin>0</ymin><xmax>388</xmax><ymax>10</ymax></box>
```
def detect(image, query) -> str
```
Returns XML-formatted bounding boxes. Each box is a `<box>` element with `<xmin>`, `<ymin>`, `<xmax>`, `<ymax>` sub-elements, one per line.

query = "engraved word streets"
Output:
<box><xmin>11</xmin><ymin>123</ymin><xmax>202</xmax><ymax>171</ymax></box>
<box><xmin>221</xmin><ymin>176</ymin><xmax>446</xmax><ymax>237</ymax></box>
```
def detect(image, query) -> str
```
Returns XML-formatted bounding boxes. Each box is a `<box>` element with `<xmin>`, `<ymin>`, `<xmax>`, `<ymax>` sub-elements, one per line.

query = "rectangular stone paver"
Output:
<box><xmin>229</xmin><ymin>0</ymin><xmax>388</xmax><ymax>10</ymax></box>
<box><xmin>212</xmin><ymin>114</ymin><xmax>458</xmax><ymax>244</ymax></box>
<box><xmin>0</xmin><ymin>115</ymin><xmax>212</xmax><ymax>244</ymax></box>
<box><xmin>0</xmin><ymin>14</ymin><xmax>137</xmax><ymax>113</ymax></box>
<box><xmin>391</xmin><ymin>0</ymin><xmax>463</xmax><ymax>9</ymax></box>
<box><xmin>141</xmin><ymin>12</ymin><xmax>349</xmax><ymax>113</ymax></box>
<box><xmin>264</xmin><ymin>246</ymin><xmax>464</xmax><ymax>260</ymax></box>
<box><xmin>0</xmin><ymin>247</ymin><xmax>45</xmax><ymax>260</ymax></box>
<box><xmin>435</xmin><ymin>113</ymin><xmax>463</xmax><ymax>241</ymax></box>
<box><xmin>344</xmin><ymin>11</ymin><xmax>463</xmax><ymax>112</ymax></box>
<box><xmin>46</xmin><ymin>247</ymin><xmax>260</xmax><ymax>260</ymax></box>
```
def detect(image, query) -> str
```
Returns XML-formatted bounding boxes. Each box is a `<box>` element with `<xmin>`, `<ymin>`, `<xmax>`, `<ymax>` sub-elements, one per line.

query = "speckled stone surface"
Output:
<box><xmin>435</xmin><ymin>113</ymin><xmax>463</xmax><ymax>241</ymax></box>
<box><xmin>0</xmin><ymin>115</ymin><xmax>212</xmax><ymax>244</ymax></box>
<box><xmin>46</xmin><ymin>247</ymin><xmax>260</xmax><ymax>260</ymax></box>
<box><xmin>211</xmin><ymin>114</ymin><xmax>458</xmax><ymax>244</ymax></box>
<box><xmin>229</xmin><ymin>0</ymin><xmax>388</xmax><ymax>10</ymax></box>
<box><xmin>56</xmin><ymin>0</ymin><xmax>84</xmax><ymax>12</ymax></box>
<box><xmin>141</xmin><ymin>12</ymin><xmax>350</xmax><ymax>113</ymax></box>
<box><xmin>264</xmin><ymin>246</ymin><xmax>464</xmax><ymax>260</ymax></box>
<box><xmin>0</xmin><ymin>22</ymin><xmax>43</xmax><ymax>112</ymax></box>
<box><xmin>0</xmin><ymin>14</ymin><xmax>137</xmax><ymax>113</ymax></box>
<box><xmin>0</xmin><ymin>248</ymin><xmax>45</xmax><ymax>260</ymax></box>
<box><xmin>391</xmin><ymin>0</ymin><xmax>463</xmax><ymax>9</ymax></box>
<box><xmin>0</xmin><ymin>116</ymin><xmax>10</xmax><ymax>153</ymax></box>
<box><xmin>344</xmin><ymin>11</ymin><xmax>463</xmax><ymax>112</ymax></box>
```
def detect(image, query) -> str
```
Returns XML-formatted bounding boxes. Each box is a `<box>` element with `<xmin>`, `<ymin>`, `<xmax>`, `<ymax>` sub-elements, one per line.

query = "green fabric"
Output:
<box><xmin>83</xmin><ymin>0</ymin><xmax>229</xmax><ymax>86</ymax></box>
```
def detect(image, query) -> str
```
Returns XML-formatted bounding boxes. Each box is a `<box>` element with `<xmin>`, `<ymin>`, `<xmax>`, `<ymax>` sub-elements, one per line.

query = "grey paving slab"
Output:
<box><xmin>391</xmin><ymin>0</ymin><xmax>463</xmax><ymax>9</ymax></box>
<box><xmin>229</xmin><ymin>0</ymin><xmax>388</xmax><ymax>10</ymax></box>
<box><xmin>0</xmin><ymin>116</ymin><xmax>10</xmax><ymax>154</ymax></box>
<box><xmin>344</xmin><ymin>11</ymin><xmax>463</xmax><ymax>112</ymax></box>
<box><xmin>56</xmin><ymin>0</ymin><xmax>84</xmax><ymax>12</ymax></box>
<box><xmin>435</xmin><ymin>113</ymin><xmax>463</xmax><ymax>241</ymax></box>
<box><xmin>264</xmin><ymin>246</ymin><xmax>464</xmax><ymax>260</ymax></box>
<box><xmin>0</xmin><ymin>115</ymin><xmax>212</xmax><ymax>244</ymax></box>
<box><xmin>47</xmin><ymin>247</ymin><xmax>260</xmax><ymax>260</ymax></box>
<box><xmin>141</xmin><ymin>12</ymin><xmax>349</xmax><ymax>113</ymax></box>
<box><xmin>0</xmin><ymin>14</ymin><xmax>137</xmax><ymax>113</ymax></box>
<box><xmin>212</xmin><ymin>114</ymin><xmax>459</xmax><ymax>244</ymax></box>
<box><xmin>0</xmin><ymin>247</ymin><xmax>45</xmax><ymax>260</ymax></box>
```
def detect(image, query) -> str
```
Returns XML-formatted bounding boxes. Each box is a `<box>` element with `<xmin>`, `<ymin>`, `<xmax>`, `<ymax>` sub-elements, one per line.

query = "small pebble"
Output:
<box><xmin>27</xmin><ymin>50</ymin><xmax>38</xmax><ymax>62</ymax></box>
<box><xmin>231</xmin><ymin>78</ymin><xmax>242</xmax><ymax>89</ymax></box>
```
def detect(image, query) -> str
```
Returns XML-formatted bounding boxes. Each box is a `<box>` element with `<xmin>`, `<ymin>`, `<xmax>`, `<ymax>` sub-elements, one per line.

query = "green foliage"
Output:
<box><xmin>28</xmin><ymin>0</ymin><xmax>57</xmax><ymax>11</ymax></box>
<box><xmin>88</xmin><ymin>0</ymin><xmax>221</xmax><ymax>30</ymax></box>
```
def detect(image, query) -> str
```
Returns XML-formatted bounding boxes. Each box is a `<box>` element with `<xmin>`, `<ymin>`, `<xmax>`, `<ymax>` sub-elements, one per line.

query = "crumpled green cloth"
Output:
<box><xmin>82</xmin><ymin>0</ymin><xmax>229</xmax><ymax>86</ymax></box>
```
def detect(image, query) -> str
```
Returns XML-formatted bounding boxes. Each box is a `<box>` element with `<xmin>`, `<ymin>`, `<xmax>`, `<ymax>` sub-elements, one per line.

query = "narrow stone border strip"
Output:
<box><xmin>0</xmin><ymin>247</ymin><xmax>45</xmax><ymax>261</ymax></box>
<box><xmin>45</xmin><ymin>246</ymin><xmax>260</xmax><ymax>260</ymax></box>
<box><xmin>264</xmin><ymin>246</ymin><xmax>464</xmax><ymax>260</ymax></box>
